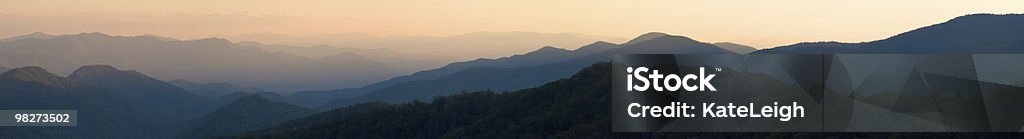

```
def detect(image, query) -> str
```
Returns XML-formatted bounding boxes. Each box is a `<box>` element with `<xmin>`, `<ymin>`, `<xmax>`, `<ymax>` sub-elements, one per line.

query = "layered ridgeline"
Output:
<box><xmin>235</xmin><ymin>42</ymin><xmax>453</xmax><ymax>73</ymax></box>
<box><xmin>0</xmin><ymin>32</ymin><xmax>55</xmax><ymax>43</ymax></box>
<box><xmin>755</xmin><ymin>14</ymin><xmax>1024</xmax><ymax>54</ymax></box>
<box><xmin>215</xmin><ymin>92</ymin><xmax>290</xmax><ymax>107</ymax></box>
<box><xmin>239</xmin><ymin>62</ymin><xmax>1024</xmax><ymax>138</ymax></box>
<box><xmin>169</xmin><ymin>79</ymin><xmax>265</xmax><ymax>98</ymax></box>
<box><xmin>241</xmin><ymin>63</ymin><xmax>825</xmax><ymax>138</ymax></box>
<box><xmin>286</xmin><ymin>41</ymin><xmax>618</xmax><ymax>106</ymax></box>
<box><xmin>68</xmin><ymin>65</ymin><xmax>213</xmax><ymax>117</ymax></box>
<box><xmin>0</xmin><ymin>65</ymin><xmax>312</xmax><ymax>138</ymax></box>
<box><xmin>0</xmin><ymin>66</ymin><xmax>197</xmax><ymax>138</ymax></box>
<box><xmin>0</xmin><ymin>33</ymin><xmax>446</xmax><ymax>92</ymax></box>
<box><xmin>299</xmin><ymin>32</ymin><xmax>739</xmax><ymax>110</ymax></box>
<box><xmin>221</xmin><ymin>32</ymin><xmax>628</xmax><ymax>60</ymax></box>
<box><xmin>238</xmin><ymin>63</ymin><xmax>613</xmax><ymax>138</ymax></box>
<box><xmin>179</xmin><ymin>95</ymin><xmax>314</xmax><ymax>138</ymax></box>
<box><xmin>244</xmin><ymin>63</ymin><xmax>805</xmax><ymax>138</ymax></box>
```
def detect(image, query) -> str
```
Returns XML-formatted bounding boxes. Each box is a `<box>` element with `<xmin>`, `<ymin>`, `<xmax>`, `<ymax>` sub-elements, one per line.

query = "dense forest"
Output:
<box><xmin>237</xmin><ymin>62</ymin><xmax>1024</xmax><ymax>138</ymax></box>
<box><xmin>238</xmin><ymin>63</ymin><xmax>613</xmax><ymax>138</ymax></box>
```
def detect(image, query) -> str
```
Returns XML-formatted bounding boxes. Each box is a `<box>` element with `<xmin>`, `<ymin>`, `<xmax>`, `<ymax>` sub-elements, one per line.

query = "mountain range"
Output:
<box><xmin>169</xmin><ymin>79</ymin><xmax>265</xmax><ymax>98</ymax></box>
<box><xmin>306</xmin><ymin>32</ymin><xmax>740</xmax><ymax>110</ymax></box>
<box><xmin>235</xmin><ymin>41</ymin><xmax>454</xmax><ymax>72</ymax></box>
<box><xmin>291</xmin><ymin>14</ymin><xmax>1024</xmax><ymax>111</ymax></box>
<box><xmin>234</xmin><ymin>13</ymin><xmax>1024</xmax><ymax>136</ymax></box>
<box><xmin>0</xmin><ymin>33</ymin><xmax>449</xmax><ymax>92</ymax></box>
<box><xmin>68</xmin><ymin>65</ymin><xmax>213</xmax><ymax>119</ymax></box>
<box><xmin>755</xmin><ymin>14</ymin><xmax>1024</xmax><ymax>54</ymax></box>
<box><xmin>3</xmin><ymin>13</ymin><xmax>1024</xmax><ymax>138</ymax></box>
<box><xmin>219</xmin><ymin>32</ymin><xmax>628</xmax><ymax>60</ymax></box>
<box><xmin>0</xmin><ymin>65</ymin><xmax>320</xmax><ymax>138</ymax></box>
<box><xmin>0</xmin><ymin>32</ymin><xmax>56</xmax><ymax>43</ymax></box>
<box><xmin>0</xmin><ymin>65</ymin><xmax>193</xmax><ymax>138</ymax></box>
<box><xmin>238</xmin><ymin>63</ymin><xmax>613</xmax><ymax>138</ymax></box>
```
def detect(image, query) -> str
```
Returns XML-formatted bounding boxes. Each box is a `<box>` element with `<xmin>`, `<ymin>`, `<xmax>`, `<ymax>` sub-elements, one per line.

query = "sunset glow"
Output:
<box><xmin>2</xmin><ymin>0</ymin><xmax>1022</xmax><ymax>48</ymax></box>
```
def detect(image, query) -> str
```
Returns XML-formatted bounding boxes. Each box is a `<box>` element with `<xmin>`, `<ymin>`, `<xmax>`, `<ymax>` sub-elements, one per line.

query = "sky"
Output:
<box><xmin>1</xmin><ymin>0</ymin><xmax>1022</xmax><ymax>48</ymax></box>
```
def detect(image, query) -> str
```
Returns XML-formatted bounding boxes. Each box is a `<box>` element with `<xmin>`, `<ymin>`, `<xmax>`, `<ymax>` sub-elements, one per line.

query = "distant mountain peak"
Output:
<box><xmin>624</xmin><ymin>32</ymin><xmax>671</xmax><ymax>45</ymax></box>
<box><xmin>76</xmin><ymin>32</ymin><xmax>112</xmax><ymax>37</ymax></box>
<box><xmin>23</xmin><ymin>32</ymin><xmax>53</xmax><ymax>38</ymax></box>
<box><xmin>69</xmin><ymin>65</ymin><xmax>145</xmax><ymax>80</ymax></box>
<box><xmin>188</xmin><ymin>38</ymin><xmax>234</xmax><ymax>45</ymax></box>
<box><xmin>626</xmin><ymin>35</ymin><xmax>701</xmax><ymax>47</ymax></box>
<box><xmin>0</xmin><ymin>32</ymin><xmax>57</xmax><ymax>42</ymax></box>
<box><xmin>56</xmin><ymin>32</ymin><xmax>117</xmax><ymax>41</ymax></box>
<box><xmin>67</xmin><ymin>65</ymin><xmax>201</xmax><ymax>102</ymax></box>
<box><xmin>170</xmin><ymin>79</ymin><xmax>266</xmax><ymax>98</ymax></box>
<box><xmin>1</xmin><ymin>66</ymin><xmax>75</xmax><ymax>87</ymax></box>
<box><xmin>640</xmin><ymin>32</ymin><xmax>670</xmax><ymax>36</ymax></box>
<box><xmin>75</xmin><ymin>65</ymin><xmax>119</xmax><ymax>71</ymax></box>
<box><xmin>526</xmin><ymin>46</ymin><xmax>570</xmax><ymax>55</ymax></box>
<box><xmin>185</xmin><ymin>93</ymin><xmax>312</xmax><ymax>137</ymax></box>
<box><xmin>3</xmin><ymin>66</ymin><xmax>56</xmax><ymax>78</ymax></box>
<box><xmin>588</xmin><ymin>41</ymin><xmax>617</xmax><ymax>46</ymax></box>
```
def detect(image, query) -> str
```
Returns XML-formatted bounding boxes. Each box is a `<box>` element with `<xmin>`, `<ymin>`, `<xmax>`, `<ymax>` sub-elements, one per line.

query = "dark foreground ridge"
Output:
<box><xmin>237</xmin><ymin>63</ymin><xmax>614</xmax><ymax>138</ymax></box>
<box><xmin>237</xmin><ymin>62</ymin><xmax>1024</xmax><ymax>138</ymax></box>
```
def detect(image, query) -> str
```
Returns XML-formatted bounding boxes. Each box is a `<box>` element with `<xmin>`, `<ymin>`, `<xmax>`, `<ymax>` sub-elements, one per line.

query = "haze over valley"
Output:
<box><xmin>3</xmin><ymin>0</ymin><xmax>1024</xmax><ymax>137</ymax></box>
<box><xmin>2</xmin><ymin>11</ymin><xmax>1024</xmax><ymax>137</ymax></box>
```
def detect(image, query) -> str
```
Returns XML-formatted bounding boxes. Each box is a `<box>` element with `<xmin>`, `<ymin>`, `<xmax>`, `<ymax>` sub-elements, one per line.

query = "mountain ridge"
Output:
<box><xmin>1</xmin><ymin>66</ymin><xmax>79</xmax><ymax>88</ymax></box>
<box><xmin>755</xmin><ymin>13</ymin><xmax>1024</xmax><ymax>54</ymax></box>
<box><xmin>311</xmin><ymin>32</ymin><xmax>734</xmax><ymax>110</ymax></box>
<box><xmin>0</xmin><ymin>65</ymin><xmax>204</xmax><ymax>138</ymax></box>
<box><xmin>65</xmin><ymin>65</ymin><xmax>215</xmax><ymax>121</ymax></box>
<box><xmin>623</xmin><ymin>32</ymin><xmax>669</xmax><ymax>45</ymax></box>
<box><xmin>0</xmin><ymin>32</ymin><xmax>56</xmax><ymax>42</ymax></box>
<box><xmin>0</xmin><ymin>32</ymin><xmax>413</xmax><ymax>92</ymax></box>
<box><xmin>220</xmin><ymin>31</ymin><xmax>628</xmax><ymax>60</ymax></box>
<box><xmin>237</xmin><ymin>63</ymin><xmax>613</xmax><ymax>138</ymax></box>
<box><xmin>169</xmin><ymin>79</ymin><xmax>265</xmax><ymax>98</ymax></box>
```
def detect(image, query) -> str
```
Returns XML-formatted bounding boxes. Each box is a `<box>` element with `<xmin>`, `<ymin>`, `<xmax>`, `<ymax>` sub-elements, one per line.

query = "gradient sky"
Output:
<box><xmin>1</xmin><ymin>0</ymin><xmax>1022</xmax><ymax>48</ymax></box>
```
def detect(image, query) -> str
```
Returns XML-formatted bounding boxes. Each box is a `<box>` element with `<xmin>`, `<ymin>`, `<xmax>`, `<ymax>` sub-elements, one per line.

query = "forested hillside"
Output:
<box><xmin>237</xmin><ymin>63</ymin><xmax>613</xmax><ymax>138</ymax></box>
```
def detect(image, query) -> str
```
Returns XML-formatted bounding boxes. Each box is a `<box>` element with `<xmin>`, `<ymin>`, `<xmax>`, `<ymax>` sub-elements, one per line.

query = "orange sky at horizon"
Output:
<box><xmin>1</xmin><ymin>0</ymin><xmax>1022</xmax><ymax>48</ymax></box>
